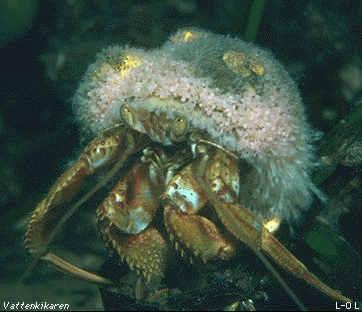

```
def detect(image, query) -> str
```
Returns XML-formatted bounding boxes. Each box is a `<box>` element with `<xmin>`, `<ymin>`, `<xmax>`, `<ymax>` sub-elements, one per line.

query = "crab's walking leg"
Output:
<box><xmin>162</xmin><ymin>150</ymin><xmax>237</xmax><ymax>263</ymax></box>
<box><xmin>196</xmin><ymin>151</ymin><xmax>352</xmax><ymax>305</ymax></box>
<box><xmin>97</xmin><ymin>161</ymin><xmax>169</xmax><ymax>282</ymax></box>
<box><xmin>24</xmin><ymin>127</ymin><xmax>149</xmax><ymax>283</ymax></box>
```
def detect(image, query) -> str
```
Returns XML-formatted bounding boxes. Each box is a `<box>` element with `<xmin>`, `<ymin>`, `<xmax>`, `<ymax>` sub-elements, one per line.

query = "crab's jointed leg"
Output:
<box><xmin>24</xmin><ymin>126</ymin><xmax>150</xmax><ymax>283</ymax></box>
<box><xmin>162</xmin><ymin>148</ymin><xmax>239</xmax><ymax>263</ymax></box>
<box><xmin>97</xmin><ymin>160</ymin><xmax>169</xmax><ymax>282</ymax></box>
<box><xmin>195</xmin><ymin>147</ymin><xmax>353</xmax><ymax>304</ymax></box>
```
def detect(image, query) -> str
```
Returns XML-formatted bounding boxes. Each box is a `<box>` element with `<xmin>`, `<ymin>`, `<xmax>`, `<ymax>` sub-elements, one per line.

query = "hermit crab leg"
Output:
<box><xmin>196</xmin><ymin>151</ymin><xmax>353</xmax><ymax>307</ymax></box>
<box><xmin>41</xmin><ymin>252</ymin><xmax>110</xmax><ymax>284</ymax></box>
<box><xmin>162</xmin><ymin>145</ymin><xmax>305</xmax><ymax>309</ymax></box>
<box><xmin>24</xmin><ymin>126</ymin><xmax>150</xmax><ymax>283</ymax></box>
<box><xmin>162</xmin><ymin>151</ymin><xmax>237</xmax><ymax>263</ymax></box>
<box><xmin>97</xmin><ymin>160</ymin><xmax>169</xmax><ymax>282</ymax></box>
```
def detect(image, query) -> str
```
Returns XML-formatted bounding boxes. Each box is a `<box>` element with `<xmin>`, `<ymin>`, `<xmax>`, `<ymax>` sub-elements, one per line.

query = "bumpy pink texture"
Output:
<box><xmin>72</xmin><ymin>28</ymin><xmax>323</xmax><ymax>222</ymax></box>
<box><xmin>73</xmin><ymin>30</ymin><xmax>308</xmax><ymax>159</ymax></box>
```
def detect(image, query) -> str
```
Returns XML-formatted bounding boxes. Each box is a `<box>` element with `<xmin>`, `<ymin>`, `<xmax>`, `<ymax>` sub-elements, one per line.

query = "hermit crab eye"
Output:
<box><xmin>171</xmin><ymin>116</ymin><xmax>188</xmax><ymax>139</ymax></box>
<box><xmin>120</xmin><ymin>104</ymin><xmax>134</xmax><ymax>127</ymax></box>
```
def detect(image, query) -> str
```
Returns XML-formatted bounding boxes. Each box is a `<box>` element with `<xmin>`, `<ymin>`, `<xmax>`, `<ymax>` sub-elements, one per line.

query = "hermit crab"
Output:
<box><xmin>25</xmin><ymin>28</ymin><xmax>354</xmax><ymax>309</ymax></box>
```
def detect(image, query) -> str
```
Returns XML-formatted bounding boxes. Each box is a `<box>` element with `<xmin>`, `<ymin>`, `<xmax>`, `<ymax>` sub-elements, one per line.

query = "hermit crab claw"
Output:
<box><xmin>23</xmin><ymin>126</ymin><xmax>150</xmax><ymax>284</ymax></box>
<box><xmin>194</xmin><ymin>149</ymin><xmax>353</xmax><ymax>309</ymax></box>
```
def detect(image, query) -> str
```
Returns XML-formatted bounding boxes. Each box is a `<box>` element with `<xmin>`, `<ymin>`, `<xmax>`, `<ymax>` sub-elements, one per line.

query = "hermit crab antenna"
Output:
<box><xmin>189</xmin><ymin>135</ymin><xmax>238</xmax><ymax>160</ymax></box>
<box><xmin>199</xmin><ymin>139</ymin><xmax>238</xmax><ymax>160</ymax></box>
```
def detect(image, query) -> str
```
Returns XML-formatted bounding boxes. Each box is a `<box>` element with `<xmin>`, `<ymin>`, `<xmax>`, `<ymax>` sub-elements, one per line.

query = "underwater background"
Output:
<box><xmin>1</xmin><ymin>0</ymin><xmax>362</xmax><ymax>310</ymax></box>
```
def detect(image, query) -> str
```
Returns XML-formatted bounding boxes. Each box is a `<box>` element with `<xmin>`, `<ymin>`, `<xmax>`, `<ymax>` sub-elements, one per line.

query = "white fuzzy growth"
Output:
<box><xmin>72</xmin><ymin>28</ymin><xmax>324</xmax><ymax>222</ymax></box>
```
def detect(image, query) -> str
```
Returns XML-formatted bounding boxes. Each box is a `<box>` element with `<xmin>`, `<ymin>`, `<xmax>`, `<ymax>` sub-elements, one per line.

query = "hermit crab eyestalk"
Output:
<box><xmin>120</xmin><ymin>104</ymin><xmax>134</xmax><ymax>127</ymax></box>
<box><xmin>170</xmin><ymin>116</ymin><xmax>188</xmax><ymax>141</ymax></box>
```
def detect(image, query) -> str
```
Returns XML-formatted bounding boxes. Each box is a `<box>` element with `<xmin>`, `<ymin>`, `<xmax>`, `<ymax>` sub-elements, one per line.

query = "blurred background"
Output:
<box><xmin>1</xmin><ymin>0</ymin><xmax>362</xmax><ymax>310</ymax></box>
